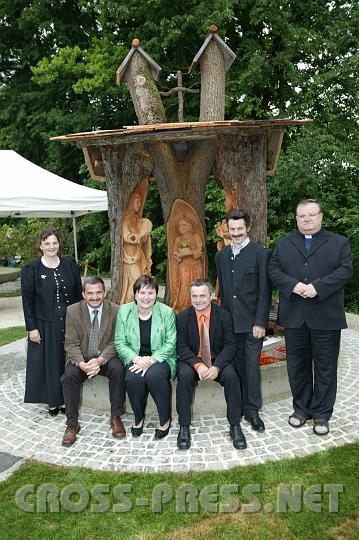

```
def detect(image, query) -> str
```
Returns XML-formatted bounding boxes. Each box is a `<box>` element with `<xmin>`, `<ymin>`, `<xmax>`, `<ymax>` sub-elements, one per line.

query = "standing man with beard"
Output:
<box><xmin>269</xmin><ymin>199</ymin><xmax>352</xmax><ymax>435</ymax></box>
<box><xmin>216</xmin><ymin>210</ymin><xmax>272</xmax><ymax>432</ymax></box>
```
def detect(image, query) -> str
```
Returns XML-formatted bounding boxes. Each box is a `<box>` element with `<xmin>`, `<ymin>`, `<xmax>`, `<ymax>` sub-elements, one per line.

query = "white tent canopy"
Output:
<box><xmin>0</xmin><ymin>150</ymin><xmax>108</xmax><ymax>260</ymax></box>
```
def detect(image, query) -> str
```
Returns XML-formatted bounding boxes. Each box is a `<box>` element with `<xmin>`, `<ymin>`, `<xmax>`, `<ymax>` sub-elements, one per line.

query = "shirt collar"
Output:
<box><xmin>87</xmin><ymin>303</ymin><xmax>103</xmax><ymax>317</ymax></box>
<box><xmin>195</xmin><ymin>305</ymin><xmax>211</xmax><ymax>324</ymax></box>
<box><xmin>231</xmin><ymin>237</ymin><xmax>250</xmax><ymax>255</ymax></box>
<box><xmin>300</xmin><ymin>229</ymin><xmax>322</xmax><ymax>240</ymax></box>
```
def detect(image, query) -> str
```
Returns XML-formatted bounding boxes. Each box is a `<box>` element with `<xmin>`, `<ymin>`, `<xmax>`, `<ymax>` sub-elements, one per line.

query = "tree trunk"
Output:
<box><xmin>199</xmin><ymin>39</ymin><xmax>225</xmax><ymax>121</ymax></box>
<box><xmin>113</xmin><ymin>38</ymin><xmax>232</xmax><ymax>303</ymax></box>
<box><xmin>124</xmin><ymin>51</ymin><xmax>165</xmax><ymax>125</ymax></box>
<box><xmin>146</xmin><ymin>139</ymin><xmax>215</xmax><ymax>302</ymax></box>
<box><xmin>216</xmin><ymin>133</ymin><xmax>268</xmax><ymax>244</ymax></box>
<box><xmin>101</xmin><ymin>143</ymin><xmax>153</xmax><ymax>301</ymax></box>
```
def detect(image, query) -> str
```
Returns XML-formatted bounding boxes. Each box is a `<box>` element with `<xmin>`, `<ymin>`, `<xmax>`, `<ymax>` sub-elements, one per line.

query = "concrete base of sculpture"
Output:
<box><xmin>0</xmin><ymin>267</ymin><xmax>21</xmax><ymax>284</ymax></box>
<box><xmin>80</xmin><ymin>359</ymin><xmax>291</xmax><ymax>416</ymax></box>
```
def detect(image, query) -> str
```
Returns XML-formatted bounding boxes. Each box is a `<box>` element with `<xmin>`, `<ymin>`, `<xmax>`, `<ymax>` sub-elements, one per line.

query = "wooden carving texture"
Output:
<box><xmin>101</xmin><ymin>143</ymin><xmax>154</xmax><ymax>302</ymax></box>
<box><xmin>216</xmin><ymin>133</ymin><xmax>268</xmax><ymax>245</ymax></box>
<box><xmin>167</xmin><ymin>200</ymin><xmax>205</xmax><ymax>312</ymax></box>
<box><xmin>120</xmin><ymin>180</ymin><xmax>153</xmax><ymax>304</ymax></box>
<box><xmin>215</xmin><ymin>188</ymin><xmax>238</xmax><ymax>251</ymax></box>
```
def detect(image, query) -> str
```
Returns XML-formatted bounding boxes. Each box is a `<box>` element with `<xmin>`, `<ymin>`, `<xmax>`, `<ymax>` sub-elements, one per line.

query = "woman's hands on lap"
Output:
<box><xmin>130</xmin><ymin>356</ymin><xmax>157</xmax><ymax>376</ymax></box>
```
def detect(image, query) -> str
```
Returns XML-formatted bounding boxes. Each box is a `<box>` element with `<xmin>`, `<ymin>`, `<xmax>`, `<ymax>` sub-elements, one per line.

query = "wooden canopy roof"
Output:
<box><xmin>51</xmin><ymin>118</ymin><xmax>312</xmax><ymax>181</ymax></box>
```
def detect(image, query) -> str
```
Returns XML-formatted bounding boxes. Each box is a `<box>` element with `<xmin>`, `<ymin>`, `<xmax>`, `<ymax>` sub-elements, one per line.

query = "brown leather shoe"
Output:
<box><xmin>111</xmin><ymin>416</ymin><xmax>126</xmax><ymax>438</ymax></box>
<box><xmin>62</xmin><ymin>424</ymin><xmax>80</xmax><ymax>447</ymax></box>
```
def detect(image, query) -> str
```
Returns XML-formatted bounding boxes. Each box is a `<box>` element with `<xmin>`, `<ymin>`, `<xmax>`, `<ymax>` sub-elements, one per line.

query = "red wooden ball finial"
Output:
<box><xmin>132</xmin><ymin>38</ymin><xmax>140</xmax><ymax>47</ymax></box>
<box><xmin>209</xmin><ymin>25</ymin><xmax>218</xmax><ymax>33</ymax></box>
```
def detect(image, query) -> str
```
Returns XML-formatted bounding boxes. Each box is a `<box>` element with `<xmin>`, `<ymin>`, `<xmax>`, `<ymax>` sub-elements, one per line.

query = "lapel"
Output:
<box><xmin>188</xmin><ymin>306</ymin><xmax>200</xmax><ymax>353</ymax></box>
<box><xmin>129</xmin><ymin>303</ymin><xmax>141</xmax><ymax>345</ymax></box>
<box><xmin>150</xmin><ymin>302</ymin><xmax>161</xmax><ymax>346</ymax></box>
<box><xmin>309</xmin><ymin>230</ymin><xmax>329</xmax><ymax>257</ymax></box>
<box><xmin>80</xmin><ymin>301</ymin><xmax>91</xmax><ymax>340</ymax></box>
<box><xmin>290</xmin><ymin>232</ymin><xmax>308</xmax><ymax>258</ymax></box>
<box><xmin>98</xmin><ymin>300</ymin><xmax>110</xmax><ymax>344</ymax></box>
<box><xmin>209</xmin><ymin>302</ymin><xmax>218</xmax><ymax>351</ymax></box>
<box><xmin>290</xmin><ymin>230</ymin><xmax>329</xmax><ymax>260</ymax></box>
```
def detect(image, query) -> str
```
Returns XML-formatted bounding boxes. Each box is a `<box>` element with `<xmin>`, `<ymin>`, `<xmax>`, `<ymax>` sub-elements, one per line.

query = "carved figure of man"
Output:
<box><xmin>120</xmin><ymin>191</ymin><xmax>152</xmax><ymax>304</ymax></box>
<box><xmin>269</xmin><ymin>199</ymin><xmax>352</xmax><ymax>436</ymax></box>
<box><xmin>215</xmin><ymin>218</ymin><xmax>231</xmax><ymax>251</ymax></box>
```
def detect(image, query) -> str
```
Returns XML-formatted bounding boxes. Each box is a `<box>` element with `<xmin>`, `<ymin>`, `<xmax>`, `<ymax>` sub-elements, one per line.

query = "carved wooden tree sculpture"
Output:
<box><xmin>52</xmin><ymin>26</ymin><xmax>309</xmax><ymax>305</ymax></box>
<box><xmin>113</xmin><ymin>26</ymin><xmax>235</xmax><ymax>304</ymax></box>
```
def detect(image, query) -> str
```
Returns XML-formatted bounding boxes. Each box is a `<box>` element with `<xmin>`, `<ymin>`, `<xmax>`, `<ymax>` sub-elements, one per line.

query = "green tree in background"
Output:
<box><xmin>0</xmin><ymin>0</ymin><xmax>358</xmax><ymax>303</ymax></box>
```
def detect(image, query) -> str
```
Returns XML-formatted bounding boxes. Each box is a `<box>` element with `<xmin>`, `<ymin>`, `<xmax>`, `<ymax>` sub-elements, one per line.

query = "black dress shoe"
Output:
<box><xmin>131</xmin><ymin>425</ymin><xmax>144</xmax><ymax>437</ymax></box>
<box><xmin>59</xmin><ymin>407</ymin><xmax>66</xmax><ymax>415</ymax></box>
<box><xmin>48</xmin><ymin>407</ymin><xmax>59</xmax><ymax>417</ymax></box>
<box><xmin>154</xmin><ymin>419</ymin><xmax>171</xmax><ymax>440</ymax></box>
<box><xmin>177</xmin><ymin>425</ymin><xmax>191</xmax><ymax>450</ymax></box>
<box><xmin>244</xmin><ymin>414</ymin><xmax>265</xmax><ymax>432</ymax></box>
<box><xmin>230</xmin><ymin>424</ymin><xmax>247</xmax><ymax>449</ymax></box>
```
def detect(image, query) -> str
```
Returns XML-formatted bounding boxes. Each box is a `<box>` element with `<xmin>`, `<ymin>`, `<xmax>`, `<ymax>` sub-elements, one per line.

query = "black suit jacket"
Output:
<box><xmin>21</xmin><ymin>256</ymin><xmax>83</xmax><ymax>331</ymax></box>
<box><xmin>215</xmin><ymin>241</ymin><xmax>272</xmax><ymax>333</ymax></box>
<box><xmin>176</xmin><ymin>302</ymin><xmax>237</xmax><ymax>371</ymax></box>
<box><xmin>268</xmin><ymin>229</ymin><xmax>352</xmax><ymax>330</ymax></box>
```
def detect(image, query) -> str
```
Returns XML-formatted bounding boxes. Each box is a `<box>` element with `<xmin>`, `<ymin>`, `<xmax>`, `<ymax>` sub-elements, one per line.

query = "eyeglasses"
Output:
<box><xmin>296</xmin><ymin>212</ymin><xmax>322</xmax><ymax>219</ymax></box>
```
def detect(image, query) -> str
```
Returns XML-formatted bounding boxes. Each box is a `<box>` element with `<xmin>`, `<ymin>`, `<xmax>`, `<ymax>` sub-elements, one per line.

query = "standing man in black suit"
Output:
<box><xmin>269</xmin><ymin>199</ymin><xmax>352</xmax><ymax>436</ymax></box>
<box><xmin>216</xmin><ymin>210</ymin><xmax>272</xmax><ymax>432</ymax></box>
<box><xmin>176</xmin><ymin>279</ymin><xmax>246</xmax><ymax>450</ymax></box>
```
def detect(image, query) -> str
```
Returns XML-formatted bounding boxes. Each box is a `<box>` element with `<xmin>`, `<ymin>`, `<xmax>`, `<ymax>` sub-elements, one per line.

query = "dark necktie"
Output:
<box><xmin>88</xmin><ymin>309</ymin><xmax>99</xmax><ymax>359</ymax></box>
<box><xmin>304</xmin><ymin>236</ymin><xmax>313</xmax><ymax>252</ymax></box>
<box><xmin>200</xmin><ymin>314</ymin><xmax>212</xmax><ymax>367</ymax></box>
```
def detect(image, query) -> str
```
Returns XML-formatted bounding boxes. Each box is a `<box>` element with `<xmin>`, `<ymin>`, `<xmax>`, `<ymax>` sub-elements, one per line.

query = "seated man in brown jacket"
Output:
<box><xmin>61</xmin><ymin>276</ymin><xmax>126</xmax><ymax>446</ymax></box>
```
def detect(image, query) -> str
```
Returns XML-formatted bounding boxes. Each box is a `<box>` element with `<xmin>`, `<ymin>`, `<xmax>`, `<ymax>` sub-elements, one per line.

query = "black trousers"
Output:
<box><xmin>235</xmin><ymin>332</ymin><xmax>263</xmax><ymax>415</ymax></box>
<box><xmin>285</xmin><ymin>324</ymin><xmax>341</xmax><ymax>421</ymax></box>
<box><xmin>176</xmin><ymin>362</ymin><xmax>242</xmax><ymax>426</ymax></box>
<box><xmin>125</xmin><ymin>362</ymin><xmax>171</xmax><ymax>425</ymax></box>
<box><xmin>61</xmin><ymin>357</ymin><xmax>125</xmax><ymax>426</ymax></box>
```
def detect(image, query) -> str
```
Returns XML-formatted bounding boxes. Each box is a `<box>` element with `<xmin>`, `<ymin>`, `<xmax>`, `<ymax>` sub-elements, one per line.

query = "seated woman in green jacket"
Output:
<box><xmin>115</xmin><ymin>275</ymin><xmax>176</xmax><ymax>439</ymax></box>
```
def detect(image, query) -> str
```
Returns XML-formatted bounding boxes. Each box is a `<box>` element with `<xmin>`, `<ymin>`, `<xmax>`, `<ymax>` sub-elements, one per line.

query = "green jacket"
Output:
<box><xmin>114</xmin><ymin>301</ymin><xmax>177</xmax><ymax>379</ymax></box>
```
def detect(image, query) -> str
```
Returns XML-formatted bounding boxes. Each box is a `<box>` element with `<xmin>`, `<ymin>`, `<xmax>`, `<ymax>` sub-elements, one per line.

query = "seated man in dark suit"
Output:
<box><xmin>176</xmin><ymin>279</ymin><xmax>246</xmax><ymax>450</ymax></box>
<box><xmin>61</xmin><ymin>276</ymin><xmax>126</xmax><ymax>446</ymax></box>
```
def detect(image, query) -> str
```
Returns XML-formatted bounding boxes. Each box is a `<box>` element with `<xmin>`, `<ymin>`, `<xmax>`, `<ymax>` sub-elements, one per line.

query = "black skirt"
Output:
<box><xmin>24</xmin><ymin>298</ymin><xmax>67</xmax><ymax>408</ymax></box>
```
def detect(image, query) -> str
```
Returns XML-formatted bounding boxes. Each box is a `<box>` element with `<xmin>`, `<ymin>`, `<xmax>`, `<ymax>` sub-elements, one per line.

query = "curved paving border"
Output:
<box><xmin>0</xmin><ymin>330</ymin><xmax>358</xmax><ymax>473</ymax></box>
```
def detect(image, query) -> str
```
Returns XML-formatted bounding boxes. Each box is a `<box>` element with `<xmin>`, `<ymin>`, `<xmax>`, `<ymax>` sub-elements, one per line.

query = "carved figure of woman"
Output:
<box><xmin>172</xmin><ymin>217</ymin><xmax>203</xmax><ymax>312</ymax></box>
<box><xmin>120</xmin><ymin>191</ymin><xmax>152</xmax><ymax>304</ymax></box>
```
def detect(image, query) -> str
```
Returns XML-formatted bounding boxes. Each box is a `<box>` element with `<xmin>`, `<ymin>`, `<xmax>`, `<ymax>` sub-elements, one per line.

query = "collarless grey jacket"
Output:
<box><xmin>215</xmin><ymin>242</ymin><xmax>272</xmax><ymax>333</ymax></box>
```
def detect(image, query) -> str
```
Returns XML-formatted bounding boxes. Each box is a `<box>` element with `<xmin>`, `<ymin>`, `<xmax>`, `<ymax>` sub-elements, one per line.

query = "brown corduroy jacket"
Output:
<box><xmin>65</xmin><ymin>298</ymin><xmax>119</xmax><ymax>365</ymax></box>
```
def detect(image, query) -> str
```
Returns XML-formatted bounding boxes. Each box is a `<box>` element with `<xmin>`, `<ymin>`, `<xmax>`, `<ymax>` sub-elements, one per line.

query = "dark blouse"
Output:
<box><xmin>21</xmin><ymin>256</ymin><xmax>82</xmax><ymax>330</ymax></box>
<box><xmin>139</xmin><ymin>316</ymin><xmax>152</xmax><ymax>356</ymax></box>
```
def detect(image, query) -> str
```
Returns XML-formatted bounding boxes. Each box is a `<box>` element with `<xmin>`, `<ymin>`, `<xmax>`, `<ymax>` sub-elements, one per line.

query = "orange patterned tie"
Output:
<box><xmin>200</xmin><ymin>314</ymin><xmax>212</xmax><ymax>367</ymax></box>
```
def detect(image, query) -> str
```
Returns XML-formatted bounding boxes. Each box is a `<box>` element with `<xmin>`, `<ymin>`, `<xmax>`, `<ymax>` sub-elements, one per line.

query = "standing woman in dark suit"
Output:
<box><xmin>21</xmin><ymin>228</ymin><xmax>82</xmax><ymax>415</ymax></box>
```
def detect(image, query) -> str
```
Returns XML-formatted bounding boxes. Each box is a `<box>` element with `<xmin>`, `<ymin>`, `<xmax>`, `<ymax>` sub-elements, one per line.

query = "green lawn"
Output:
<box><xmin>0</xmin><ymin>291</ymin><xmax>21</xmax><ymax>298</ymax></box>
<box><xmin>0</xmin><ymin>443</ymin><xmax>358</xmax><ymax>540</ymax></box>
<box><xmin>0</xmin><ymin>326</ymin><xmax>26</xmax><ymax>346</ymax></box>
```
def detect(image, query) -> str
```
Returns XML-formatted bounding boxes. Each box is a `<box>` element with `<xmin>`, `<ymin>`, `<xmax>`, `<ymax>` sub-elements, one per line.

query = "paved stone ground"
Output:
<box><xmin>0</xmin><ymin>330</ymin><xmax>358</xmax><ymax>474</ymax></box>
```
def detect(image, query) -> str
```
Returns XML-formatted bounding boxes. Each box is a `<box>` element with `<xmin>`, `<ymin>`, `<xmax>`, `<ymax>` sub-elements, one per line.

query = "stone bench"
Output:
<box><xmin>81</xmin><ymin>358</ymin><xmax>291</xmax><ymax>417</ymax></box>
